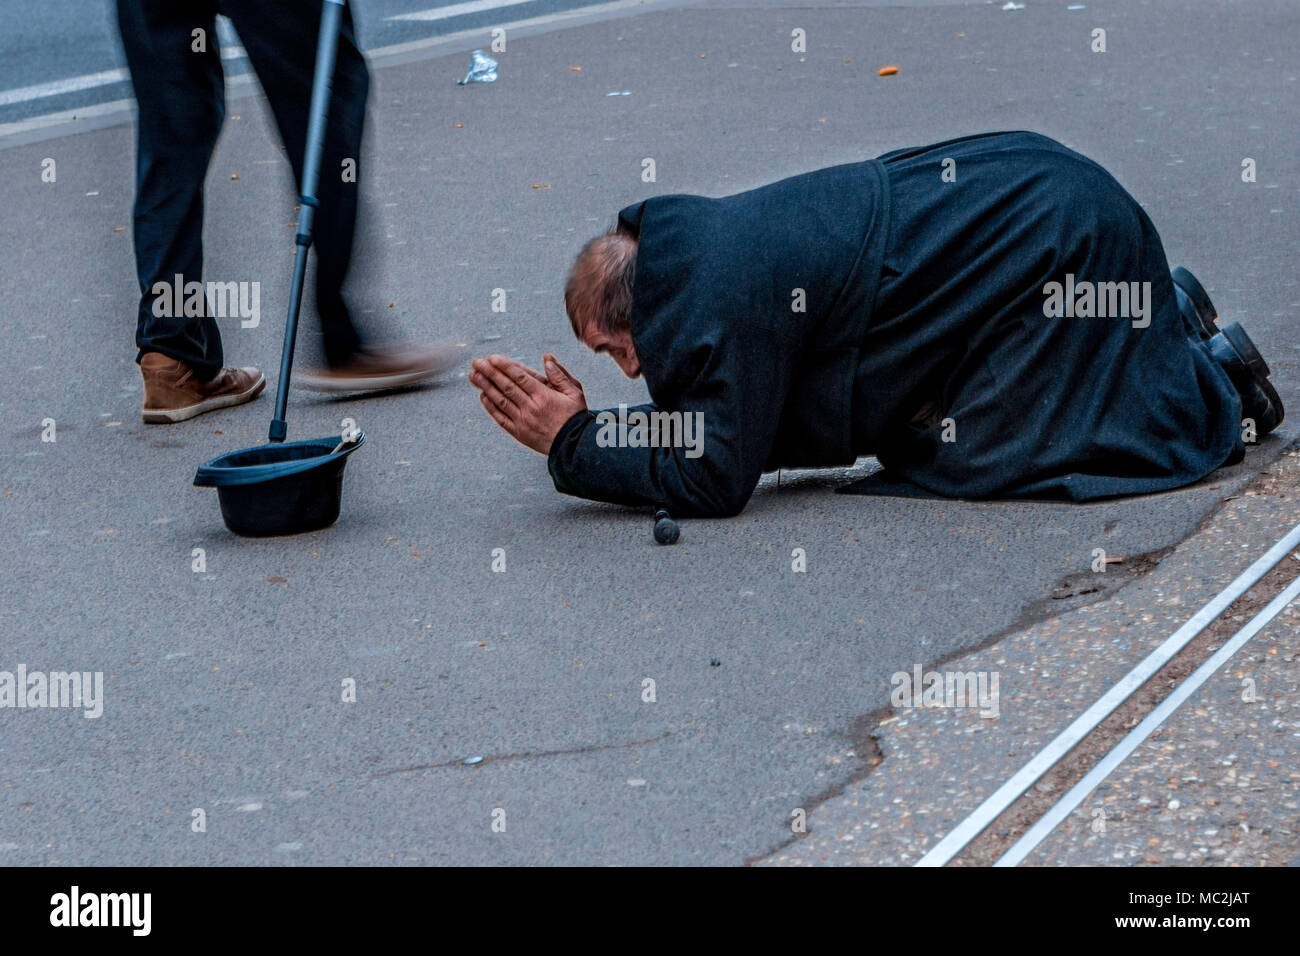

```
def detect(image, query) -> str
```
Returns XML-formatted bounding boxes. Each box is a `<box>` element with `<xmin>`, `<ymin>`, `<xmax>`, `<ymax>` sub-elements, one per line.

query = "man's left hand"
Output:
<box><xmin>470</xmin><ymin>353</ymin><xmax>589</xmax><ymax>454</ymax></box>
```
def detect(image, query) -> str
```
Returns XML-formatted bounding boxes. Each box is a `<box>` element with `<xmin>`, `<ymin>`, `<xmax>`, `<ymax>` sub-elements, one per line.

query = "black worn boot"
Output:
<box><xmin>1170</xmin><ymin>267</ymin><xmax>1216</xmax><ymax>343</ymax></box>
<box><xmin>1171</xmin><ymin>266</ymin><xmax>1219</xmax><ymax>341</ymax></box>
<box><xmin>1173</xmin><ymin>266</ymin><xmax>1283</xmax><ymax>436</ymax></box>
<box><xmin>1206</xmin><ymin>322</ymin><xmax>1284</xmax><ymax>436</ymax></box>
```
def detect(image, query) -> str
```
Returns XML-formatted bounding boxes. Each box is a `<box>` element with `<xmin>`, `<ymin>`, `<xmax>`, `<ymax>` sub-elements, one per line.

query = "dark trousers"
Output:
<box><xmin>117</xmin><ymin>0</ymin><xmax>367</xmax><ymax>380</ymax></box>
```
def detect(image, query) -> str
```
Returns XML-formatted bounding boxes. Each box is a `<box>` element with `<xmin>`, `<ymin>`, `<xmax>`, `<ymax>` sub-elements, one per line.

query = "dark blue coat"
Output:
<box><xmin>548</xmin><ymin>131</ymin><xmax>1243</xmax><ymax>516</ymax></box>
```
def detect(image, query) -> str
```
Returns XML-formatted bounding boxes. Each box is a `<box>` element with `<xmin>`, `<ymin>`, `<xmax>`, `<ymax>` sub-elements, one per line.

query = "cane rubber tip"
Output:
<box><xmin>653</xmin><ymin>510</ymin><xmax>680</xmax><ymax>545</ymax></box>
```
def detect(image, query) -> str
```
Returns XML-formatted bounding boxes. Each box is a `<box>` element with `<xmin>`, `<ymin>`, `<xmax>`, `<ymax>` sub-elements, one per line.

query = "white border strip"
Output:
<box><xmin>388</xmin><ymin>0</ymin><xmax>539</xmax><ymax>22</ymax></box>
<box><xmin>915</xmin><ymin>518</ymin><xmax>1300</xmax><ymax>867</ymax></box>
<box><xmin>0</xmin><ymin>47</ymin><xmax>246</xmax><ymax>109</ymax></box>
<box><xmin>366</xmin><ymin>0</ymin><xmax>656</xmax><ymax>67</ymax></box>
<box><xmin>995</xmin><ymin>572</ymin><xmax>1300</xmax><ymax>866</ymax></box>
<box><xmin>0</xmin><ymin>69</ymin><xmax>129</xmax><ymax>108</ymax></box>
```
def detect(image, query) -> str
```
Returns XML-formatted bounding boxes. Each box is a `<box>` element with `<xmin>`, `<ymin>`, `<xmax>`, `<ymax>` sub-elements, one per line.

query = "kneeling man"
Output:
<box><xmin>471</xmin><ymin>131</ymin><xmax>1282</xmax><ymax>517</ymax></box>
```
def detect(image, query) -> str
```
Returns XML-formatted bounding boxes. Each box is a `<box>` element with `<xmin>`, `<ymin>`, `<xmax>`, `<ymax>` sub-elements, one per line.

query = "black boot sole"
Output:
<box><xmin>1220</xmin><ymin>320</ymin><xmax>1272</xmax><ymax>379</ymax></box>
<box><xmin>1211</xmin><ymin>321</ymin><xmax>1284</xmax><ymax>434</ymax></box>
<box><xmin>1171</xmin><ymin>266</ymin><xmax>1220</xmax><ymax>339</ymax></box>
<box><xmin>1248</xmin><ymin>378</ymin><xmax>1284</xmax><ymax>435</ymax></box>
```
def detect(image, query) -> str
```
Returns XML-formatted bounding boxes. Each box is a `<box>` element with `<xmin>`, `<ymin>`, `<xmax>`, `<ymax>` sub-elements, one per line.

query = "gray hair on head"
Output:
<box><xmin>564</xmin><ymin>226</ymin><xmax>637</xmax><ymax>337</ymax></box>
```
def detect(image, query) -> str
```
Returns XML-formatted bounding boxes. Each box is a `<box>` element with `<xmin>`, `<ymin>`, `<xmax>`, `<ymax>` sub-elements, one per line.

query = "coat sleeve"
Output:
<box><xmin>546</xmin><ymin>328</ymin><xmax>800</xmax><ymax>517</ymax></box>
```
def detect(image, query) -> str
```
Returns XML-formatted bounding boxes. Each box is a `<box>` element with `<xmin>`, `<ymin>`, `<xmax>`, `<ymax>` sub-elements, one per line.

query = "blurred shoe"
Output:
<box><xmin>295</xmin><ymin>342</ymin><xmax>464</xmax><ymax>393</ymax></box>
<box><xmin>140</xmin><ymin>352</ymin><xmax>265</xmax><ymax>423</ymax></box>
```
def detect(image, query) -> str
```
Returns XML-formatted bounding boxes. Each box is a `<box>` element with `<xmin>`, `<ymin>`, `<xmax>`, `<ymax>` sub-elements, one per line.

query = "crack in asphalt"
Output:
<box><xmin>742</xmin><ymin>710</ymin><xmax>888</xmax><ymax>866</ymax></box>
<box><xmin>370</xmin><ymin>730</ymin><xmax>675</xmax><ymax>777</ymax></box>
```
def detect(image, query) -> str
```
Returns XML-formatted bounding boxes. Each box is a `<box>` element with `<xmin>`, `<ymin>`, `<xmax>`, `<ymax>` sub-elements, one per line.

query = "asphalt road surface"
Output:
<box><xmin>0</xmin><ymin>0</ymin><xmax>1296</xmax><ymax>865</ymax></box>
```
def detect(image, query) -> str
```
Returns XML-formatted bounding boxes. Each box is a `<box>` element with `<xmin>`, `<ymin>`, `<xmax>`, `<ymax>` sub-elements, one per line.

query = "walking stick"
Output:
<box><xmin>269</xmin><ymin>0</ymin><xmax>347</xmax><ymax>442</ymax></box>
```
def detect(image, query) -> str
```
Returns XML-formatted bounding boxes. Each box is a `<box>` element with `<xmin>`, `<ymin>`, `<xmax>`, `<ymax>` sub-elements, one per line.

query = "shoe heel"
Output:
<box><xmin>1171</xmin><ymin>266</ymin><xmax>1219</xmax><ymax>337</ymax></box>
<box><xmin>1174</xmin><ymin>284</ymin><xmax>1210</xmax><ymax>341</ymax></box>
<box><xmin>1220</xmin><ymin>321</ymin><xmax>1271</xmax><ymax>379</ymax></box>
<box><xmin>1208</xmin><ymin>322</ymin><xmax>1284</xmax><ymax>436</ymax></box>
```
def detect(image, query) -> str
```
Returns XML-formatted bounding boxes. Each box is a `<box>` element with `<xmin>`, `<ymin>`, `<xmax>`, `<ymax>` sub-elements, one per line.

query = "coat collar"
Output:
<box><xmin>617</xmin><ymin>200</ymin><xmax>648</xmax><ymax>236</ymax></box>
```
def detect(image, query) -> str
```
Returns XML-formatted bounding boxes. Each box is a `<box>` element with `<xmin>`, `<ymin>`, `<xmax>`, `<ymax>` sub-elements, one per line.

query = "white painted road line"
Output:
<box><xmin>0</xmin><ymin>69</ymin><xmax>127</xmax><ymax>108</ymax></box>
<box><xmin>995</xmin><ymin>572</ymin><xmax>1300</xmax><ymax>867</ymax></box>
<box><xmin>915</xmin><ymin>518</ymin><xmax>1300</xmax><ymax>867</ymax></box>
<box><xmin>0</xmin><ymin>0</ymin><xmax>665</xmax><ymax>145</ymax></box>
<box><xmin>363</xmin><ymin>0</ymin><xmax>658</xmax><ymax>70</ymax></box>
<box><xmin>387</xmin><ymin>0</ymin><xmax>539</xmax><ymax>23</ymax></box>
<box><xmin>0</xmin><ymin>2</ymin><xmax>541</xmax><ymax>109</ymax></box>
<box><xmin>0</xmin><ymin>47</ymin><xmax>246</xmax><ymax>109</ymax></box>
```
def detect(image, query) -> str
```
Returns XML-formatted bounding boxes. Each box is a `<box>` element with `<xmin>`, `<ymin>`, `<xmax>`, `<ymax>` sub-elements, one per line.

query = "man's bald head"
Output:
<box><xmin>564</xmin><ymin>227</ymin><xmax>638</xmax><ymax>339</ymax></box>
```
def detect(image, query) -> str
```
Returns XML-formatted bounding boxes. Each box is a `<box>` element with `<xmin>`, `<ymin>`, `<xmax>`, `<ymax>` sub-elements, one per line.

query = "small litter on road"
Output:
<box><xmin>463</xmin><ymin>755</ymin><xmax>484</xmax><ymax>765</ymax></box>
<box><xmin>606</xmin><ymin>90</ymin><xmax>631</xmax><ymax>96</ymax></box>
<box><xmin>457</xmin><ymin>50</ymin><xmax>498</xmax><ymax>85</ymax></box>
<box><xmin>878</xmin><ymin>65</ymin><xmax>899</xmax><ymax>76</ymax></box>
<box><xmin>1002</xmin><ymin>1</ymin><xmax>1026</xmax><ymax>9</ymax></box>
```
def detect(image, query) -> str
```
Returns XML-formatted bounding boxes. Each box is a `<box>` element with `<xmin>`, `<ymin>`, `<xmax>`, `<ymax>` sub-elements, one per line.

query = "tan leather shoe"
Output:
<box><xmin>140</xmin><ymin>352</ymin><xmax>266</xmax><ymax>423</ymax></box>
<box><xmin>294</xmin><ymin>342</ymin><xmax>465</xmax><ymax>393</ymax></box>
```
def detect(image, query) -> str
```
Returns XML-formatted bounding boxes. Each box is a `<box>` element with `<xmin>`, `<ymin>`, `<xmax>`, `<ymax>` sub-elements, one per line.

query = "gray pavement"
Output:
<box><xmin>0</xmin><ymin>0</ymin><xmax>1297</xmax><ymax>865</ymax></box>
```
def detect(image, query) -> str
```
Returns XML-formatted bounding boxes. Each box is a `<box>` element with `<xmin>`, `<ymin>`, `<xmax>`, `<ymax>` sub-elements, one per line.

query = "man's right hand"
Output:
<box><xmin>539</xmin><ymin>353</ymin><xmax>586</xmax><ymax>404</ymax></box>
<box><xmin>471</xmin><ymin>352</ymin><xmax>589</xmax><ymax>455</ymax></box>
